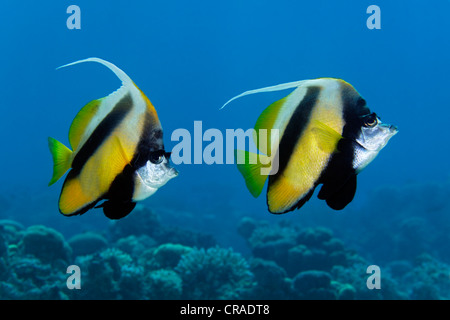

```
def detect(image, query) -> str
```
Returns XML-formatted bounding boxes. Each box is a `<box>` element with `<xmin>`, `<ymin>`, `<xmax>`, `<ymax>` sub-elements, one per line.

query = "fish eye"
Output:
<box><xmin>363</xmin><ymin>113</ymin><xmax>378</xmax><ymax>128</ymax></box>
<box><xmin>149</xmin><ymin>150</ymin><xmax>165</xmax><ymax>164</ymax></box>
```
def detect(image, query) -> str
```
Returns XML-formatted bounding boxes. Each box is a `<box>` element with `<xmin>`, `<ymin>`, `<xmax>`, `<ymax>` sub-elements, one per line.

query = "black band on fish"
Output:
<box><xmin>71</xmin><ymin>94</ymin><xmax>133</xmax><ymax>176</ymax></box>
<box><xmin>270</xmin><ymin>86</ymin><xmax>321</xmax><ymax>185</ymax></box>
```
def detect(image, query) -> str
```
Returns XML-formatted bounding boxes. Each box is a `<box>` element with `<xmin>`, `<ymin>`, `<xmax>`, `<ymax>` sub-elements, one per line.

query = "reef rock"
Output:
<box><xmin>20</xmin><ymin>225</ymin><xmax>71</xmax><ymax>264</ymax></box>
<box><xmin>292</xmin><ymin>270</ymin><xmax>335</xmax><ymax>300</ymax></box>
<box><xmin>68</xmin><ymin>232</ymin><xmax>108</xmax><ymax>257</ymax></box>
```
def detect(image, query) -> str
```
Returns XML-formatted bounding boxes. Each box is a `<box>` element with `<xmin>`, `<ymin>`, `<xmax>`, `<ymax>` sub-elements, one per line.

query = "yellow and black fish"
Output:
<box><xmin>222</xmin><ymin>78</ymin><xmax>398</xmax><ymax>214</ymax></box>
<box><xmin>48</xmin><ymin>58</ymin><xmax>177</xmax><ymax>219</ymax></box>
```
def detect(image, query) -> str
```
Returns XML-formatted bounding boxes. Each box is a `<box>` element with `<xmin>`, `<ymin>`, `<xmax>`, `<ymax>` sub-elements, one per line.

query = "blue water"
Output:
<box><xmin>0</xmin><ymin>0</ymin><xmax>449</xmax><ymax>300</ymax></box>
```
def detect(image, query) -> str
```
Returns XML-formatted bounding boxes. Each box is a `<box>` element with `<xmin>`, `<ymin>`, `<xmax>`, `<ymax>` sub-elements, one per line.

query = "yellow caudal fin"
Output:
<box><xmin>235</xmin><ymin>150</ymin><xmax>271</xmax><ymax>198</ymax></box>
<box><xmin>311</xmin><ymin>120</ymin><xmax>343</xmax><ymax>154</ymax></box>
<box><xmin>48</xmin><ymin>137</ymin><xmax>73</xmax><ymax>186</ymax></box>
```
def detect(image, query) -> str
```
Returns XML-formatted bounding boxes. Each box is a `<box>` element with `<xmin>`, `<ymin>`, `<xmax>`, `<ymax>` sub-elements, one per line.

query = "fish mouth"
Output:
<box><xmin>388</xmin><ymin>124</ymin><xmax>399</xmax><ymax>134</ymax></box>
<box><xmin>168</xmin><ymin>167</ymin><xmax>179</xmax><ymax>178</ymax></box>
<box><xmin>136</xmin><ymin>161</ymin><xmax>178</xmax><ymax>188</ymax></box>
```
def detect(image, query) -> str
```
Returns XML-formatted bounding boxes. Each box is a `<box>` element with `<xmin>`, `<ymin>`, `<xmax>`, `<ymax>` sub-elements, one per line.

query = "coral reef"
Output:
<box><xmin>239</xmin><ymin>218</ymin><xmax>352</xmax><ymax>277</ymax></box>
<box><xmin>292</xmin><ymin>270</ymin><xmax>334</xmax><ymax>300</ymax></box>
<box><xmin>247</xmin><ymin>258</ymin><xmax>291</xmax><ymax>299</ymax></box>
<box><xmin>175</xmin><ymin>246</ymin><xmax>254</xmax><ymax>299</ymax></box>
<box><xmin>20</xmin><ymin>225</ymin><xmax>72</xmax><ymax>264</ymax></box>
<box><xmin>109</xmin><ymin>206</ymin><xmax>216</xmax><ymax>249</ymax></box>
<box><xmin>145</xmin><ymin>269</ymin><xmax>183</xmax><ymax>300</ymax></box>
<box><xmin>238</xmin><ymin>216</ymin><xmax>450</xmax><ymax>300</ymax></box>
<box><xmin>68</xmin><ymin>232</ymin><xmax>108</xmax><ymax>257</ymax></box>
<box><xmin>0</xmin><ymin>209</ymin><xmax>252</xmax><ymax>300</ymax></box>
<box><xmin>1</xmin><ymin>197</ymin><xmax>450</xmax><ymax>300</ymax></box>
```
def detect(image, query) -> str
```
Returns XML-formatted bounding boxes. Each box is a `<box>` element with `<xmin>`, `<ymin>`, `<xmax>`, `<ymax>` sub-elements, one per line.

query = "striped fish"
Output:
<box><xmin>48</xmin><ymin>58</ymin><xmax>178</xmax><ymax>219</ymax></box>
<box><xmin>222</xmin><ymin>78</ymin><xmax>398</xmax><ymax>213</ymax></box>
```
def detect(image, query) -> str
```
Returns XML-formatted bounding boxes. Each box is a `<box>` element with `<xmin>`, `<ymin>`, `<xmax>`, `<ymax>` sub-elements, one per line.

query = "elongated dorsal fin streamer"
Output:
<box><xmin>220</xmin><ymin>80</ymin><xmax>310</xmax><ymax>110</ymax></box>
<box><xmin>57</xmin><ymin>57</ymin><xmax>133</xmax><ymax>86</ymax></box>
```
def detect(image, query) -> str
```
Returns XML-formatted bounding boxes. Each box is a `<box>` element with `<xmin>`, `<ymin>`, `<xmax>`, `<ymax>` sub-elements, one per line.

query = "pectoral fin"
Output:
<box><xmin>311</xmin><ymin>120</ymin><xmax>343</xmax><ymax>154</ymax></box>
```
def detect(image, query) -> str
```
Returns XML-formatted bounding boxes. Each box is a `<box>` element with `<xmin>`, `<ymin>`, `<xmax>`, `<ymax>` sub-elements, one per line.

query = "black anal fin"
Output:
<box><xmin>323</xmin><ymin>175</ymin><xmax>357</xmax><ymax>210</ymax></box>
<box><xmin>293</xmin><ymin>188</ymin><xmax>315</xmax><ymax>211</ymax></box>
<box><xmin>99</xmin><ymin>200</ymin><xmax>136</xmax><ymax>220</ymax></box>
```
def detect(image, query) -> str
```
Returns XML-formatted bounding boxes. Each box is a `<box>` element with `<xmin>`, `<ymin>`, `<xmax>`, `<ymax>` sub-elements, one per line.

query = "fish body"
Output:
<box><xmin>48</xmin><ymin>58</ymin><xmax>177</xmax><ymax>219</ymax></box>
<box><xmin>222</xmin><ymin>78</ymin><xmax>397</xmax><ymax>213</ymax></box>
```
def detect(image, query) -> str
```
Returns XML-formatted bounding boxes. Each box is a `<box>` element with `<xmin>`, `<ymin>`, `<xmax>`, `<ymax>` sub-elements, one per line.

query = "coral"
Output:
<box><xmin>157</xmin><ymin>227</ymin><xmax>216</xmax><ymax>249</ymax></box>
<box><xmin>2</xmin><ymin>190</ymin><xmax>450</xmax><ymax>300</ymax></box>
<box><xmin>144</xmin><ymin>269</ymin><xmax>183</xmax><ymax>300</ymax></box>
<box><xmin>2</xmin><ymin>255</ymin><xmax>67</xmax><ymax>299</ymax></box>
<box><xmin>114</xmin><ymin>235</ymin><xmax>156</xmax><ymax>258</ymax></box>
<box><xmin>239</xmin><ymin>217</ymin><xmax>352</xmax><ymax>278</ymax></box>
<box><xmin>292</xmin><ymin>270</ymin><xmax>335</xmax><ymax>300</ymax></box>
<box><xmin>331</xmin><ymin>262</ymin><xmax>407</xmax><ymax>300</ymax></box>
<box><xmin>108</xmin><ymin>206</ymin><xmax>161</xmax><ymax>241</ymax></box>
<box><xmin>0</xmin><ymin>233</ymin><xmax>6</xmax><ymax>259</ymax></box>
<box><xmin>247</xmin><ymin>258</ymin><xmax>292</xmax><ymax>299</ymax></box>
<box><xmin>386</xmin><ymin>260</ymin><xmax>413</xmax><ymax>278</ymax></box>
<box><xmin>136</xmin><ymin>243</ymin><xmax>192</xmax><ymax>272</ymax></box>
<box><xmin>109</xmin><ymin>205</ymin><xmax>216</xmax><ymax>249</ymax></box>
<box><xmin>334</xmin><ymin>283</ymin><xmax>356</xmax><ymax>300</ymax></box>
<box><xmin>288</xmin><ymin>245</ymin><xmax>330</xmax><ymax>276</ymax></box>
<box><xmin>68</xmin><ymin>232</ymin><xmax>108</xmax><ymax>257</ymax></box>
<box><xmin>237</xmin><ymin>217</ymin><xmax>258</xmax><ymax>239</ymax></box>
<box><xmin>152</xmin><ymin>243</ymin><xmax>192</xmax><ymax>269</ymax></box>
<box><xmin>71</xmin><ymin>248</ymin><xmax>143</xmax><ymax>300</ymax></box>
<box><xmin>175</xmin><ymin>246</ymin><xmax>254</xmax><ymax>299</ymax></box>
<box><xmin>0</xmin><ymin>220</ymin><xmax>24</xmax><ymax>245</ymax></box>
<box><xmin>118</xmin><ymin>263</ymin><xmax>145</xmax><ymax>299</ymax></box>
<box><xmin>400</xmin><ymin>254</ymin><xmax>450</xmax><ymax>300</ymax></box>
<box><xmin>20</xmin><ymin>225</ymin><xmax>72</xmax><ymax>264</ymax></box>
<box><xmin>296</xmin><ymin>227</ymin><xmax>333</xmax><ymax>247</ymax></box>
<box><xmin>348</xmin><ymin>181</ymin><xmax>450</xmax><ymax>265</ymax></box>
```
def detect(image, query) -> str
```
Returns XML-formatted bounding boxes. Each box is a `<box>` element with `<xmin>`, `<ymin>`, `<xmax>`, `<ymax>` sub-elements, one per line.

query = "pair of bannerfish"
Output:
<box><xmin>48</xmin><ymin>58</ymin><xmax>398</xmax><ymax>219</ymax></box>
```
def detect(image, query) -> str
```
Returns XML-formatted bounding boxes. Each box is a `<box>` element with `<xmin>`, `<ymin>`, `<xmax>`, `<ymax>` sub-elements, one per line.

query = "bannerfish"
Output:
<box><xmin>48</xmin><ymin>58</ymin><xmax>178</xmax><ymax>219</ymax></box>
<box><xmin>221</xmin><ymin>78</ymin><xmax>398</xmax><ymax>214</ymax></box>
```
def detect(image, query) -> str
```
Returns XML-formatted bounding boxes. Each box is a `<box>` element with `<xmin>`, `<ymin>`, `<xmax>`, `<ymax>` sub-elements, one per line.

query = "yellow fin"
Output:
<box><xmin>311</xmin><ymin>120</ymin><xmax>343</xmax><ymax>154</ymax></box>
<box><xmin>267</xmin><ymin>178</ymin><xmax>301</xmax><ymax>213</ymax></box>
<box><xmin>59</xmin><ymin>176</ymin><xmax>93</xmax><ymax>215</ymax></box>
<box><xmin>68</xmin><ymin>99</ymin><xmax>102</xmax><ymax>150</ymax></box>
<box><xmin>48</xmin><ymin>137</ymin><xmax>73</xmax><ymax>186</ymax></box>
<box><xmin>267</xmin><ymin>177</ymin><xmax>314</xmax><ymax>214</ymax></box>
<box><xmin>109</xmin><ymin>136</ymin><xmax>132</xmax><ymax>171</ymax></box>
<box><xmin>235</xmin><ymin>150</ymin><xmax>270</xmax><ymax>198</ymax></box>
<box><xmin>254</xmin><ymin>97</ymin><xmax>286</xmax><ymax>155</ymax></box>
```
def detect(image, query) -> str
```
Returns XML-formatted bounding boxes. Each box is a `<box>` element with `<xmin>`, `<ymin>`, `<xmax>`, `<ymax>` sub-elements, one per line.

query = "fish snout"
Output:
<box><xmin>388</xmin><ymin>124</ymin><xmax>399</xmax><ymax>134</ymax></box>
<box><xmin>168</xmin><ymin>166</ymin><xmax>179</xmax><ymax>178</ymax></box>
